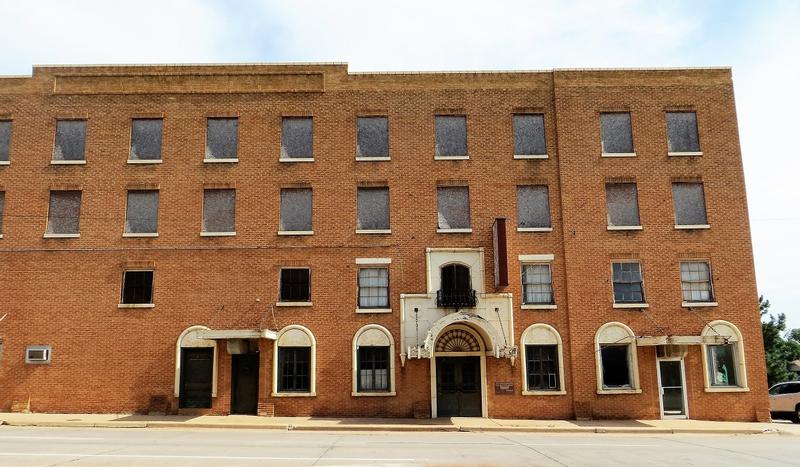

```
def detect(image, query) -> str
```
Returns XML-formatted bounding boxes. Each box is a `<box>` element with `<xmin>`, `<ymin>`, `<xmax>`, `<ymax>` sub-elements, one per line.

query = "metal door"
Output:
<box><xmin>658</xmin><ymin>359</ymin><xmax>687</xmax><ymax>418</ymax></box>
<box><xmin>231</xmin><ymin>353</ymin><xmax>259</xmax><ymax>414</ymax></box>
<box><xmin>436</xmin><ymin>357</ymin><xmax>481</xmax><ymax>417</ymax></box>
<box><xmin>179</xmin><ymin>348</ymin><xmax>213</xmax><ymax>409</ymax></box>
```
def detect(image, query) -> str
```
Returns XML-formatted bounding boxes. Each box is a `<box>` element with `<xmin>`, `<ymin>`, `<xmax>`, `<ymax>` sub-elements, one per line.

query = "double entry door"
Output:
<box><xmin>436</xmin><ymin>357</ymin><xmax>482</xmax><ymax>417</ymax></box>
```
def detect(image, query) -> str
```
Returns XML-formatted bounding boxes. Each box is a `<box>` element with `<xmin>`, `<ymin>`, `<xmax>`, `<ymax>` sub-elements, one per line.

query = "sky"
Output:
<box><xmin>0</xmin><ymin>0</ymin><xmax>797</xmax><ymax>329</ymax></box>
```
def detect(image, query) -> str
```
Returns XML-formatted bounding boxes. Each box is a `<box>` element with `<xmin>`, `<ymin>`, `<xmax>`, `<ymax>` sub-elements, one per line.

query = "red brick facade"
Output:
<box><xmin>0</xmin><ymin>64</ymin><xmax>769</xmax><ymax>421</ymax></box>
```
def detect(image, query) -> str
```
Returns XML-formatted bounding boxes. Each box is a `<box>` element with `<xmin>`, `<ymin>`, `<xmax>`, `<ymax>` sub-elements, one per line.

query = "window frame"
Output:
<box><xmin>434</xmin><ymin>115</ymin><xmax>468</xmax><ymax>160</ymax></box>
<box><xmin>611</xmin><ymin>261</ymin><xmax>648</xmax><ymax>308</ymax></box>
<box><xmin>516</xmin><ymin>185</ymin><xmax>552</xmax><ymax>232</ymax></box>
<box><xmin>200</xmin><ymin>188</ymin><xmax>236</xmax><ymax>236</ymax></box>
<box><xmin>680</xmin><ymin>260</ymin><xmax>717</xmax><ymax>307</ymax></box>
<box><xmin>278</xmin><ymin>187</ymin><xmax>314</xmax><ymax>235</ymax></box>
<box><xmin>52</xmin><ymin>119</ymin><xmax>88</xmax><ymax>165</ymax></box>
<box><xmin>204</xmin><ymin>117</ymin><xmax>239</xmax><ymax>163</ymax></box>
<box><xmin>119</xmin><ymin>269</ymin><xmax>155</xmax><ymax>308</ymax></box>
<box><xmin>352</xmin><ymin>324</ymin><xmax>396</xmax><ymax>396</ymax></box>
<box><xmin>123</xmin><ymin>189</ymin><xmax>159</xmax><ymax>237</ymax></box>
<box><xmin>356</xmin><ymin>186</ymin><xmax>391</xmax><ymax>234</ymax></box>
<box><xmin>595</xmin><ymin>322</ymin><xmax>641</xmax><ymax>394</ymax></box>
<box><xmin>357</xmin><ymin>266</ymin><xmax>390</xmax><ymax>312</ymax></box>
<box><xmin>436</xmin><ymin>185</ymin><xmax>472</xmax><ymax>233</ymax></box>
<box><xmin>44</xmin><ymin>190</ymin><xmax>82</xmax><ymax>238</ymax></box>
<box><xmin>519</xmin><ymin>255</ymin><xmax>556</xmax><ymax>309</ymax></box>
<box><xmin>520</xmin><ymin>324</ymin><xmax>566</xmax><ymax>395</ymax></box>
<box><xmin>672</xmin><ymin>181</ymin><xmax>710</xmax><ymax>229</ymax></box>
<box><xmin>605</xmin><ymin>182</ymin><xmax>642</xmax><ymax>230</ymax></box>
<box><xmin>599</xmin><ymin>112</ymin><xmax>636</xmax><ymax>157</ymax></box>
<box><xmin>0</xmin><ymin>119</ymin><xmax>12</xmax><ymax>165</ymax></box>
<box><xmin>280</xmin><ymin>116</ymin><xmax>314</xmax><ymax>162</ymax></box>
<box><xmin>701</xmin><ymin>320</ymin><xmax>748</xmax><ymax>392</ymax></box>
<box><xmin>272</xmin><ymin>325</ymin><xmax>316</xmax><ymax>396</ymax></box>
<box><xmin>355</xmin><ymin>115</ymin><xmax>390</xmax><ymax>161</ymax></box>
<box><xmin>512</xmin><ymin>113</ymin><xmax>548</xmax><ymax>159</ymax></box>
<box><xmin>666</xmin><ymin>111</ymin><xmax>702</xmax><ymax>156</ymax></box>
<box><xmin>128</xmin><ymin>118</ymin><xmax>164</xmax><ymax>164</ymax></box>
<box><xmin>277</xmin><ymin>267</ymin><xmax>312</xmax><ymax>306</ymax></box>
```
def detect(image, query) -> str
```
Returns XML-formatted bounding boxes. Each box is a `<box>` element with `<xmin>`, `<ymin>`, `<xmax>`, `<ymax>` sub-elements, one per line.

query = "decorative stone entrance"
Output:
<box><xmin>431</xmin><ymin>325</ymin><xmax>488</xmax><ymax>418</ymax></box>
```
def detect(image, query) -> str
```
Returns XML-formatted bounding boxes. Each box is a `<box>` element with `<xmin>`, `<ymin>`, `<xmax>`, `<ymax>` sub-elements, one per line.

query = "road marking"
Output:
<box><xmin>0</xmin><ymin>436</ymin><xmax>106</xmax><ymax>441</ymax></box>
<box><xmin>0</xmin><ymin>452</ymin><xmax>420</xmax><ymax>462</ymax></box>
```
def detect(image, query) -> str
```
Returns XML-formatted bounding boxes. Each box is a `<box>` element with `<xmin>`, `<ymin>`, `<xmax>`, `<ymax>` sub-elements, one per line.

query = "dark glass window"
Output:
<box><xmin>54</xmin><ymin>120</ymin><xmax>86</xmax><ymax>161</ymax></box>
<box><xmin>357</xmin><ymin>346</ymin><xmax>389</xmax><ymax>392</ymax></box>
<box><xmin>612</xmin><ymin>262</ymin><xmax>645</xmax><ymax>303</ymax></box>
<box><xmin>357</xmin><ymin>116</ymin><xmax>389</xmax><ymax>157</ymax></box>
<box><xmin>278</xmin><ymin>347</ymin><xmax>311</xmax><ymax>392</ymax></box>
<box><xmin>526</xmin><ymin>344</ymin><xmax>559</xmax><ymax>390</ymax></box>
<box><xmin>600</xmin><ymin>344</ymin><xmax>631</xmax><ymax>388</ymax></box>
<box><xmin>121</xmin><ymin>270</ymin><xmax>154</xmax><ymax>304</ymax></box>
<box><xmin>280</xmin><ymin>268</ymin><xmax>310</xmax><ymax>302</ymax></box>
<box><xmin>441</xmin><ymin>264</ymin><xmax>471</xmax><ymax>293</ymax></box>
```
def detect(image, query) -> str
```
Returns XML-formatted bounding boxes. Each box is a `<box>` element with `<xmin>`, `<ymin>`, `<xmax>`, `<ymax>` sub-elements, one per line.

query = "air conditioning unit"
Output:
<box><xmin>657</xmin><ymin>344</ymin><xmax>688</xmax><ymax>359</ymax></box>
<box><xmin>25</xmin><ymin>346</ymin><xmax>51</xmax><ymax>364</ymax></box>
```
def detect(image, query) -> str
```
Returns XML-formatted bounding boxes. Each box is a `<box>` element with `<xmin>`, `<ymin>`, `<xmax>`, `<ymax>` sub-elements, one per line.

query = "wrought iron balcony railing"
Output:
<box><xmin>436</xmin><ymin>289</ymin><xmax>477</xmax><ymax>309</ymax></box>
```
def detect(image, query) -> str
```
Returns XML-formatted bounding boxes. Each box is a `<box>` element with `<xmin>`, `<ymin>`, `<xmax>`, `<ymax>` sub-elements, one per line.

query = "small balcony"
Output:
<box><xmin>436</xmin><ymin>289</ymin><xmax>477</xmax><ymax>309</ymax></box>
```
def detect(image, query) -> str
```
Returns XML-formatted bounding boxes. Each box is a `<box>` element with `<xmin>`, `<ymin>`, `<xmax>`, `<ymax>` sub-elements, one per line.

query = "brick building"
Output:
<box><xmin>0</xmin><ymin>63</ymin><xmax>769</xmax><ymax>421</ymax></box>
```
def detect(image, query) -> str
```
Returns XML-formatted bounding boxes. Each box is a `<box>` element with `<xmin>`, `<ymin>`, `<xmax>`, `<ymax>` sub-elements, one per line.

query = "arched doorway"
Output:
<box><xmin>431</xmin><ymin>324</ymin><xmax>487</xmax><ymax>417</ymax></box>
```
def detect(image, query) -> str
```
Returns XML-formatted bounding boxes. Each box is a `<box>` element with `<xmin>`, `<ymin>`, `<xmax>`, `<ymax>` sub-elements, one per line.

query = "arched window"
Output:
<box><xmin>595</xmin><ymin>322</ymin><xmax>640</xmax><ymax>393</ymax></box>
<box><xmin>273</xmin><ymin>325</ymin><xmax>316</xmax><ymax>396</ymax></box>
<box><xmin>174</xmin><ymin>325</ymin><xmax>218</xmax><ymax>408</ymax></box>
<box><xmin>352</xmin><ymin>325</ymin><xmax>396</xmax><ymax>396</ymax></box>
<box><xmin>521</xmin><ymin>324</ymin><xmax>565</xmax><ymax>394</ymax></box>
<box><xmin>437</xmin><ymin>263</ymin><xmax>476</xmax><ymax>308</ymax></box>
<box><xmin>702</xmin><ymin>320</ymin><xmax>748</xmax><ymax>391</ymax></box>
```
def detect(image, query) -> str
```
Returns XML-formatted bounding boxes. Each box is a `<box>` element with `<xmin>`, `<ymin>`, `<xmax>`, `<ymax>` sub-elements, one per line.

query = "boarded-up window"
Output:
<box><xmin>513</xmin><ymin>114</ymin><xmax>546</xmax><ymax>155</ymax></box>
<box><xmin>0</xmin><ymin>191</ymin><xmax>4</xmax><ymax>235</ymax></box>
<box><xmin>206</xmin><ymin>118</ymin><xmax>238</xmax><ymax>160</ymax></box>
<box><xmin>357</xmin><ymin>117</ymin><xmax>389</xmax><ymax>157</ymax></box>
<box><xmin>357</xmin><ymin>187</ymin><xmax>390</xmax><ymax>231</ymax></box>
<box><xmin>437</xmin><ymin>186</ymin><xmax>470</xmax><ymax>229</ymax></box>
<box><xmin>0</xmin><ymin>121</ymin><xmax>10</xmax><ymax>162</ymax></box>
<box><xmin>358</xmin><ymin>267</ymin><xmax>389</xmax><ymax>308</ymax></box>
<box><xmin>600</xmin><ymin>113</ymin><xmax>633</xmax><ymax>154</ymax></box>
<box><xmin>202</xmin><ymin>189</ymin><xmax>235</xmax><ymax>233</ymax></box>
<box><xmin>281</xmin><ymin>117</ymin><xmax>313</xmax><ymax>159</ymax></box>
<box><xmin>435</xmin><ymin>116</ymin><xmax>467</xmax><ymax>157</ymax></box>
<box><xmin>130</xmin><ymin>119</ymin><xmax>163</xmax><ymax>160</ymax></box>
<box><xmin>667</xmin><ymin>112</ymin><xmax>700</xmax><ymax>153</ymax></box>
<box><xmin>280</xmin><ymin>188</ymin><xmax>312</xmax><ymax>231</ymax></box>
<box><xmin>121</xmin><ymin>270</ymin><xmax>154</xmax><ymax>304</ymax></box>
<box><xmin>672</xmin><ymin>182</ymin><xmax>708</xmax><ymax>225</ymax></box>
<box><xmin>280</xmin><ymin>268</ymin><xmax>310</xmax><ymax>302</ymax></box>
<box><xmin>47</xmin><ymin>190</ymin><xmax>81</xmax><ymax>235</ymax></box>
<box><xmin>125</xmin><ymin>190</ymin><xmax>159</xmax><ymax>234</ymax></box>
<box><xmin>517</xmin><ymin>185</ymin><xmax>551</xmax><ymax>228</ymax></box>
<box><xmin>53</xmin><ymin>120</ymin><xmax>86</xmax><ymax>161</ymax></box>
<box><xmin>605</xmin><ymin>183</ymin><xmax>640</xmax><ymax>227</ymax></box>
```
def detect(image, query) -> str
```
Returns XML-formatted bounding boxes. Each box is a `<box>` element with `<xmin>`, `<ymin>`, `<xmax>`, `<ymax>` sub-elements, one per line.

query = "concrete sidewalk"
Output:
<box><xmin>1</xmin><ymin>412</ymin><xmax>797</xmax><ymax>435</ymax></box>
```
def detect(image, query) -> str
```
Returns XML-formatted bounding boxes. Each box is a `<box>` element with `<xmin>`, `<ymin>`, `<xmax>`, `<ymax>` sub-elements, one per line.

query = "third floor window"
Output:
<box><xmin>435</xmin><ymin>115</ymin><xmax>467</xmax><ymax>158</ymax></box>
<box><xmin>130</xmin><ymin>118</ymin><xmax>163</xmax><ymax>162</ymax></box>
<box><xmin>281</xmin><ymin>117</ymin><xmax>313</xmax><ymax>160</ymax></box>
<box><xmin>357</xmin><ymin>187</ymin><xmax>390</xmax><ymax>232</ymax></box>
<box><xmin>357</xmin><ymin>116</ymin><xmax>389</xmax><ymax>158</ymax></box>
<box><xmin>513</xmin><ymin>114</ymin><xmax>546</xmax><ymax>157</ymax></box>
<box><xmin>205</xmin><ymin>117</ymin><xmax>238</xmax><ymax>161</ymax></box>
<box><xmin>666</xmin><ymin>111</ymin><xmax>700</xmax><ymax>154</ymax></box>
<box><xmin>53</xmin><ymin>120</ymin><xmax>86</xmax><ymax>163</ymax></box>
<box><xmin>600</xmin><ymin>112</ymin><xmax>634</xmax><ymax>154</ymax></box>
<box><xmin>437</xmin><ymin>186</ymin><xmax>471</xmax><ymax>231</ymax></box>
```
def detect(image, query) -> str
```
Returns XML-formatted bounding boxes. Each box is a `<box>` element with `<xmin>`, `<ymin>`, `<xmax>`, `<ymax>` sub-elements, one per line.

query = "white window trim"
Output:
<box><xmin>437</xmin><ymin>228</ymin><xmax>473</xmax><ymax>234</ymax></box>
<box><xmin>356</xmin><ymin>308</ymin><xmax>392</xmax><ymax>314</ymax></box>
<box><xmin>513</xmin><ymin>154</ymin><xmax>548</xmax><ymax>160</ymax></box>
<box><xmin>356</xmin><ymin>229</ymin><xmax>391</xmax><ymax>234</ymax></box>
<box><xmin>434</xmin><ymin>155</ymin><xmax>469</xmax><ymax>161</ymax></box>
<box><xmin>118</xmin><ymin>303</ymin><xmax>155</xmax><ymax>309</ymax></box>
<box><xmin>0</xmin><ymin>161</ymin><xmax>10</xmax><ymax>166</ymax></box>
<box><xmin>25</xmin><ymin>345</ymin><xmax>52</xmax><ymax>364</ymax></box>
<box><xmin>203</xmin><ymin>158</ymin><xmax>239</xmax><ymax>164</ymax></box>
<box><xmin>174</xmin><ymin>325</ymin><xmax>218</xmax><ymax>398</ymax></box>
<box><xmin>701</xmin><ymin>320</ymin><xmax>749</xmax><ymax>392</ymax></box>
<box><xmin>123</xmin><ymin>232</ymin><xmax>159</xmax><ymax>238</ymax></box>
<box><xmin>352</xmin><ymin>324</ymin><xmax>396</xmax><ymax>397</ymax></box>
<box><xmin>275</xmin><ymin>301</ymin><xmax>313</xmax><ymax>307</ymax></box>
<box><xmin>613</xmin><ymin>303</ymin><xmax>649</xmax><ymax>309</ymax></box>
<box><xmin>521</xmin><ymin>304</ymin><xmax>557</xmax><ymax>310</ymax></box>
<box><xmin>51</xmin><ymin>160</ymin><xmax>86</xmax><ymax>165</ymax></box>
<box><xmin>127</xmin><ymin>159</ymin><xmax>163</xmax><ymax>164</ymax></box>
<box><xmin>200</xmin><ymin>231</ymin><xmax>236</xmax><ymax>237</ymax></box>
<box><xmin>601</xmin><ymin>152</ymin><xmax>637</xmax><ymax>158</ymax></box>
<box><xmin>279</xmin><ymin>157</ymin><xmax>314</xmax><ymax>163</ymax></box>
<box><xmin>519</xmin><ymin>255</ymin><xmax>555</xmax><ymax>307</ymax></box>
<box><xmin>355</xmin><ymin>257</ymin><xmax>392</xmax><ymax>265</ymax></box>
<box><xmin>120</xmin><ymin>269</ymin><xmax>154</xmax><ymax>307</ymax></box>
<box><xmin>273</xmin><ymin>325</ymin><xmax>317</xmax><ymax>397</ymax></box>
<box><xmin>355</xmin><ymin>156</ymin><xmax>391</xmax><ymax>162</ymax></box>
<box><xmin>356</xmin><ymin>262</ymin><xmax>390</xmax><ymax>310</ymax></box>
<box><xmin>278</xmin><ymin>230</ymin><xmax>314</xmax><ymax>236</ymax></box>
<box><xmin>43</xmin><ymin>233</ymin><xmax>80</xmax><ymax>238</ymax></box>
<box><xmin>682</xmin><ymin>301</ymin><xmax>718</xmax><ymax>308</ymax></box>
<box><xmin>668</xmin><ymin>151</ymin><xmax>703</xmax><ymax>157</ymax></box>
<box><xmin>517</xmin><ymin>227</ymin><xmax>552</xmax><ymax>232</ymax></box>
<box><xmin>521</xmin><ymin>324</ymin><xmax>566</xmax><ymax>396</ymax></box>
<box><xmin>675</xmin><ymin>224</ymin><xmax>710</xmax><ymax>230</ymax></box>
<box><xmin>519</xmin><ymin>254</ymin><xmax>554</xmax><ymax>262</ymax></box>
<box><xmin>595</xmin><ymin>322</ymin><xmax>641</xmax><ymax>394</ymax></box>
<box><xmin>607</xmin><ymin>225</ymin><xmax>643</xmax><ymax>231</ymax></box>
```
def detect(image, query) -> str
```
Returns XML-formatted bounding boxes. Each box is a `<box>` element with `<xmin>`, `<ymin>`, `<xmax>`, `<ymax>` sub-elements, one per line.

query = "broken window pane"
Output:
<box><xmin>47</xmin><ymin>191</ymin><xmax>81</xmax><ymax>235</ymax></box>
<box><xmin>672</xmin><ymin>182</ymin><xmax>708</xmax><ymax>225</ymax></box>
<box><xmin>358</xmin><ymin>267</ymin><xmax>389</xmax><ymax>308</ymax></box>
<box><xmin>666</xmin><ymin>112</ymin><xmax>700</xmax><ymax>152</ymax></box>
<box><xmin>130</xmin><ymin>119</ymin><xmax>163</xmax><ymax>160</ymax></box>
<box><xmin>0</xmin><ymin>121</ymin><xmax>10</xmax><ymax>162</ymax></box>
<box><xmin>522</xmin><ymin>264</ymin><xmax>553</xmax><ymax>304</ymax></box>
<box><xmin>53</xmin><ymin>120</ymin><xmax>86</xmax><ymax>161</ymax></box>
<box><xmin>280</xmin><ymin>268</ymin><xmax>310</xmax><ymax>302</ymax></box>
<box><xmin>357</xmin><ymin>187</ymin><xmax>390</xmax><ymax>230</ymax></box>
<box><xmin>0</xmin><ymin>191</ymin><xmax>4</xmax><ymax>234</ymax></box>
<box><xmin>280</xmin><ymin>188</ymin><xmax>312</xmax><ymax>231</ymax></box>
<box><xmin>600</xmin><ymin>113</ymin><xmax>633</xmax><ymax>153</ymax></box>
<box><xmin>517</xmin><ymin>185</ymin><xmax>551</xmax><ymax>228</ymax></box>
<box><xmin>612</xmin><ymin>262</ymin><xmax>644</xmax><ymax>303</ymax></box>
<box><xmin>513</xmin><ymin>114</ymin><xmax>546</xmax><ymax>155</ymax></box>
<box><xmin>435</xmin><ymin>116</ymin><xmax>467</xmax><ymax>157</ymax></box>
<box><xmin>281</xmin><ymin>117</ymin><xmax>313</xmax><ymax>159</ymax></box>
<box><xmin>605</xmin><ymin>183</ymin><xmax>640</xmax><ymax>227</ymax></box>
<box><xmin>125</xmin><ymin>190</ymin><xmax>159</xmax><ymax>234</ymax></box>
<box><xmin>121</xmin><ymin>270</ymin><xmax>154</xmax><ymax>304</ymax></box>
<box><xmin>681</xmin><ymin>261</ymin><xmax>714</xmax><ymax>302</ymax></box>
<box><xmin>601</xmin><ymin>344</ymin><xmax>631</xmax><ymax>388</ymax></box>
<box><xmin>202</xmin><ymin>189</ymin><xmax>235</xmax><ymax>233</ymax></box>
<box><xmin>206</xmin><ymin>118</ymin><xmax>238</xmax><ymax>160</ymax></box>
<box><xmin>526</xmin><ymin>344</ymin><xmax>559</xmax><ymax>390</ymax></box>
<box><xmin>437</xmin><ymin>186</ymin><xmax>470</xmax><ymax>229</ymax></box>
<box><xmin>357</xmin><ymin>117</ymin><xmax>389</xmax><ymax>157</ymax></box>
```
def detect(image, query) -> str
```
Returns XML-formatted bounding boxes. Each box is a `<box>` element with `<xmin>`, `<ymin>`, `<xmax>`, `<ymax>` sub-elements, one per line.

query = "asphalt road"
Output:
<box><xmin>1</xmin><ymin>426</ymin><xmax>799</xmax><ymax>466</ymax></box>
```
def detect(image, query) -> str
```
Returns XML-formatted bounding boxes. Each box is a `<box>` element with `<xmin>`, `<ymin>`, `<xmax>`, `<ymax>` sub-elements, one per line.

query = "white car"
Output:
<box><xmin>769</xmin><ymin>381</ymin><xmax>800</xmax><ymax>423</ymax></box>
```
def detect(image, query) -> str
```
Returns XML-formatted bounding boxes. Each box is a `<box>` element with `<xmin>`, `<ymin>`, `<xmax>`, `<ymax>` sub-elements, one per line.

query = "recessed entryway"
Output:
<box><xmin>231</xmin><ymin>351</ymin><xmax>259</xmax><ymax>415</ymax></box>
<box><xmin>658</xmin><ymin>359</ymin><xmax>688</xmax><ymax>419</ymax></box>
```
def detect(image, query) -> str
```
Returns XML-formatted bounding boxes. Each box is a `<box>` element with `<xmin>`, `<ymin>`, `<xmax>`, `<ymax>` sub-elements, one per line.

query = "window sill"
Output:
<box><xmin>437</xmin><ymin>228</ymin><xmax>472</xmax><ymax>234</ymax></box>
<box><xmin>613</xmin><ymin>303</ymin><xmax>649</xmax><ymax>309</ymax></box>
<box><xmin>521</xmin><ymin>304</ymin><xmax>557</xmax><ymax>310</ymax></box>
<box><xmin>203</xmin><ymin>158</ymin><xmax>238</xmax><ymax>163</ymax></box>
<box><xmin>355</xmin><ymin>156</ymin><xmax>391</xmax><ymax>162</ymax></box>
<box><xmin>704</xmin><ymin>386</ymin><xmax>749</xmax><ymax>393</ymax></box>
<box><xmin>356</xmin><ymin>229</ymin><xmax>391</xmax><ymax>234</ymax></box>
<box><xmin>0</xmin><ymin>234</ymin><xmax>3</xmax><ymax>239</ymax></box>
<box><xmin>597</xmin><ymin>388</ymin><xmax>642</xmax><ymax>395</ymax></box>
<box><xmin>123</xmin><ymin>232</ymin><xmax>159</xmax><ymax>238</ymax></box>
<box><xmin>271</xmin><ymin>392</ymin><xmax>316</xmax><ymax>397</ymax></box>
<box><xmin>519</xmin><ymin>254</ymin><xmax>554</xmax><ymax>262</ymax></box>
<box><xmin>200</xmin><ymin>232</ymin><xmax>236</xmax><ymax>237</ymax></box>
<box><xmin>434</xmin><ymin>155</ymin><xmax>469</xmax><ymax>160</ymax></box>
<box><xmin>279</xmin><ymin>157</ymin><xmax>314</xmax><ymax>163</ymax></box>
<box><xmin>51</xmin><ymin>160</ymin><xmax>86</xmax><ymax>165</ymax></box>
<box><xmin>278</xmin><ymin>230</ymin><xmax>314</xmax><ymax>236</ymax></box>
<box><xmin>522</xmin><ymin>390</ymin><xmax>566</xmax><ymax>396</ymax></box>
<box><xmin>607</xmin><ymin>225</ymin><xmax>642</xmax><ymax>231</ymax></box>
<box><xmin>675</xmin><ymin>224</ymin><xmax>710</xmax><ymax>230</ymax></box>
<box><xmin>118</xmin><ymin>303</ymin><xmax>155</xmax><ymax>309</ymax></box>
<box><xmin>668</xmin><ymin>151</ymin><xmax>703</xmax><ymax>157</ymax></box>
<box><xmin>275</xmin><ymin>301</ymin><xmax>313</xmax><ymax>307</ymax></box>
<box><xmin>352</xmin><ymin>391</ymin><xmax>396</xmax><ymax>397</ymax></box>
<box><xmin>43</xmin><ymin>233</ymin><xmax>80</xmax><ymax>238</ymax></box>
<box><xmin>513</xmin><ymin>154</ymin><xmax>548</xmax><ymax>160</ymax></box>
<box><xmin>127</xmin><ymin>159</ymin><xmax>163</xmax><ymax>164</ymax></box>
<box><xmin>356</xmin><ymin>308</ymin><xmax>392</xmax><ymax>314</ymax></box>
<box><xmin>601</xmin><ymin>152</ymin><xmax>636</xmax><ymax>158</ymax></box>
<box><xmin>517</xmin><ymin>227</ymin><xmax>552</xmax><ymax>232</ymax></box>
<box><xmin>682</xmin><ymin>301</ymin><xmax>718</xmax><ymax>308</ymax></box>
<box><xmin>0</xmin><ymin>160</ymin><xmax>9</xmax><ymax>165</ymax></box>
